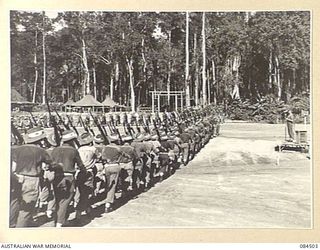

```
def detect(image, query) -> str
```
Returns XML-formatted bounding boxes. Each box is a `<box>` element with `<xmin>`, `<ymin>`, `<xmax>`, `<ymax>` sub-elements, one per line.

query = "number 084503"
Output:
<box><xmin>300</xmin><ymin>244</ymin><xmax>319</xmax><ymax>248</ymax></box>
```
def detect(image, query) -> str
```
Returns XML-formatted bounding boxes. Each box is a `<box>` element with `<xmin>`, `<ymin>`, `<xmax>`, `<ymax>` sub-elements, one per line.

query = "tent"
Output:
<box><xmin>62</xmin><ymin>99</ymin><xmax>75</xmax><ymax>112</ymax></box>
<box><xmin>11</xmin><ymin>89</ymin><xmax>36</xmax><ymax>111</ymax></box>
<box><xmin>115</xmin><ymin>104</ymin><xmax>127</xmax><ymax>109</ymax></box>
<box><xmin>11</xmin><ymin>89</ymin><xmax>32</xmax><ymax>104</ymax></box>
<box><xmin>63</xmin><ymin>99</ymin><xmax>75</xmax><ymax>106</ymax></box>
<box><xmin>73</xmin><ymin>95</ymin><xmax>103</xmax><ymax>107</ymax></box>
<box><xmin>102</xmin><ymin>95</ymin><xmax>117</xmax><ymax>108</ymax></box>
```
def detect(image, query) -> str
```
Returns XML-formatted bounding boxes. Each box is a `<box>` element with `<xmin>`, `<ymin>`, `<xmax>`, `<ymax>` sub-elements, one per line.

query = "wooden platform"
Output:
<box><xmin>275</xmin><ymin>141</ymin><xmax>309</xmax><ymax>153</ymax></box>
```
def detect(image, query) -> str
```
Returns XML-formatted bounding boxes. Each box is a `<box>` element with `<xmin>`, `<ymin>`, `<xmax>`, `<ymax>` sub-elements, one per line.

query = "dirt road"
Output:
<box><xmin>85</xmin><ymin>122</ymin><xmax>311</xmax><ymax>228</ymax></box>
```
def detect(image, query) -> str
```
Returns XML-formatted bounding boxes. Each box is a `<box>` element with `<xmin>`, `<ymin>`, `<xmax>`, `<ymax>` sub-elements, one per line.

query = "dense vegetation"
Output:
<box><xmin>11</xmin><ymin>11</ymin><xmax>310</xmax><ymax>120</ymax></box>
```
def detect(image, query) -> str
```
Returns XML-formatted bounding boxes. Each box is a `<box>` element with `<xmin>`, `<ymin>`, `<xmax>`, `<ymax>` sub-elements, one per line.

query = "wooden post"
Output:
<box><xmin>175</xmin><ymin>94</ymin><xmax>178</xmax><ymax>112</ymax></box>
<box><xmin>151</xmin><ymin>92</ymin><xmax>155</xmax><ymax>113</ymax></box>
<box><xmin>157</xmin><ymin>93</ymin><xmax>160</xmax><ymax>112</ymax></box>
<box><xmin>180</xmin><ymin>93</ymin><xmax>183</xmax><ymax>110</ymax></box>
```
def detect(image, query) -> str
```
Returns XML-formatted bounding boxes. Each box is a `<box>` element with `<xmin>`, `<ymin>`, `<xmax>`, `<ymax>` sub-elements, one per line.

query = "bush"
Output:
<box><xmin>226</xmin><ymin>93</ymin><xmax>309</xmax><ymax>123</ymax></box>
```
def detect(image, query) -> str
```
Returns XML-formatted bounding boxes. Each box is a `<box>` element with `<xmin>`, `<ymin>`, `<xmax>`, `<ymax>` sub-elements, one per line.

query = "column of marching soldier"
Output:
<box><xmin>10</xmin><ymin>105</ymin><xmax>222</xmax><ymax>227</ymax></box>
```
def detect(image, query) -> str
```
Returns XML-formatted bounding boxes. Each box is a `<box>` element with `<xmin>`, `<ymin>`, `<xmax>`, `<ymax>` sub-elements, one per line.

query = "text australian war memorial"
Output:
<box><xmin>10</xmin><ymin>11</ymin><xmax>311</xmax><ymax>228</ymax></box>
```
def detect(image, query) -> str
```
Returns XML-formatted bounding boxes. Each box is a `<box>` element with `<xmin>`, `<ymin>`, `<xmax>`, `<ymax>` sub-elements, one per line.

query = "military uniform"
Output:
<box><xmin>50</xmin><ymin>130</ymin><xmax>85</xmax><ymax>227</ymax></box>
<box><xmin>76</xmin><ymin>133</ymin><xmax>98</xmax><ymax>217</ymax></box>
<box><xmin>11</xmin><ymin>127</ymin><xmax>52</xmax><ymax>227</ymax></box>
<box><xmin>101</xmin><ymin>142</ymin><xmax>123</xmax><ymax>211</ymax></box>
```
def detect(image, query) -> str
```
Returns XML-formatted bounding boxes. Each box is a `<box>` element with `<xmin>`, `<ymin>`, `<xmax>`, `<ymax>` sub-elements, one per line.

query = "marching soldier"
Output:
<box><xmin>178</xmin><ymin>129</ymin><xmax>193</xmax><ymax>165</ymax></box>
<box><xmin>11</xmin><ymin>127</ymin><xmax>52</xmax><ymax>227</ymax></box>
<box><xmin>118</xmin><ymin>135</ymin><xmax>138</xmax><ymax>192</ymax></box>
<box><xmin>131</xmin><ymin>133</ymin><xmax>152</xmax><ymax>189</ymax></box>
<box><xmin>37</xmin><ymin>132</ymin><xmax>57</xmax><ymax>219</ymax></box>
<box><xmin>100</xmin><ymin>133</ymin><xmax>123</xmax><ymax>212</ymax></box>
<box><xmin>50</xmin><ymin>129</ymin><xmax>85</xmax><ymax>227</ymax></box>
<box><xmin>92</xmin><ymin>134</ymin><xmax>107</xmax><ymax>196</ymax></box>
<box><xmin>9</xmin><ymin>105</ymin><xmax>220</xmax><ymax>227</ymax></box>
<box><xmin>75</xmin><ymin>132</ymin><xmax>98</xmax><ymax>220</ymax></box>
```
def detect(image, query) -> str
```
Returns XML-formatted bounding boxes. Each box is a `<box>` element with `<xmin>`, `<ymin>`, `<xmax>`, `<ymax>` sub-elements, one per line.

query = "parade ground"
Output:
<box><xmin>78</xmin><ymin>121</ymin><xmax>311</xmax><ymax>228</ymax></box>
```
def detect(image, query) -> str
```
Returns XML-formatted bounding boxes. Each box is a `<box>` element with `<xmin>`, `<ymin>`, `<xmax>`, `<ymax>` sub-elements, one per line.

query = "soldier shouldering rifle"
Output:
<box><xmin>10</xmin><ymin>106</ymin><xmax>221</xmax><ymax>227</ymax></box>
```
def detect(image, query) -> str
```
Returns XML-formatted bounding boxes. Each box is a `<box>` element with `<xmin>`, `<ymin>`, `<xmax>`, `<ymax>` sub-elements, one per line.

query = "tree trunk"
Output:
<box><xmin>93</xmin><ymin>62</ymin><xmax>97</xmax><ymax>99</ymax></box>
<box><xmin>111</xmin><ymin>62</ymin><xmax>119</xmax><ymax>100</ymax></box>
<box><xmin>32</xmin><ymin>29</ymin><xmax>38</xmax><ymax>103</ymax></box>
<box><xmin>167</xmin><ymin>30</ymin><xmax>172</xmax><ymax>105</ymax></box>
<box><xmin>141</xmin><ymin>37</ymin><xmax>148</xmax><ymax>106</ymax></box>
<box><xmin>193</xmin><ymin>33</ymin><xmax>199</xmax><ymax>107</ymax></box>
<box><xmin>292</xmin><ymin>68</ymin><xmax>296</xmax><ymax>95</ymax></box>
<box><xmin>81</xmin><ymin>37</ymin><xmax>90</xmax><ymax>96</ymax></box>
<box><xmin>185</xmin><ymin>12</ymin><xmax>191</xmax><ymax>107</ymax></box>
<box><xmin>268</xmin><ymin>50</ymin><xmax>273</xmax><ymax>91</ymax></box>
<box><xmin>42</xmin><ymin>12</ymin><xmax>46</xmax><ymax>104</ymax></box>
<box><xmin>110</xmin><ymin>74</ymin><xmax>114</xmax><ymax>100</ymax></box>
<box><xmin>207</xmin><ymin>68</ymin><xmax>210</xmax><ymax>104</ymax></box>
<box><xmin>275</xmin><ymin>55</ymin><xmax>281</xmax><ymax>101</ymax></box>
<box><xmin>202</xmin><ymin>12</ymin><xmax>207</xmax><ymax>106</ymax></box>
<box><xmin>167</xmin><ymin>64</ymin><xmax>171</xmax><ymax>105</ymax></box>
<box><xmin>126</xmin><ymin>57</ymin><xmax>135</xmax><ymax>112</ymax></box>
<box><xmin>231</xmin><ymin>55</ymin><xmax>241</xmax><ymax>99</ymax></box>
<box><xmin>212</xmin><ymin>59</ymin><xmax>216</xmax><ymax>104</ymax></box>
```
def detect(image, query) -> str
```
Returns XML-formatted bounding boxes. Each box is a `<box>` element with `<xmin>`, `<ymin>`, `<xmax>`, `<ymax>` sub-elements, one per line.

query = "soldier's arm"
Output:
<box><xmin>40</xmin><ymin>149</ymin><xmax>53</xmax><ymax>165</ymax></box>
<box><xmin>75</xmin><ymin>150</ymin><xmax>86</xmax><ymax>171</ymax></box>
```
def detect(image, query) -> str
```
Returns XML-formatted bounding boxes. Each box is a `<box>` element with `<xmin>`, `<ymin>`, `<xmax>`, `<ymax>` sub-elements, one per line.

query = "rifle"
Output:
<box><xmin>144</xmin><ymin>119</ymin><xmax>150</xmax><ymax>133</ymax></box>
<box><xmin>82</xmin><ymin>115</ymin><xmax>95</xmax><ymax>136</ymax></box>
<box><xmin>79</xmin><ymin>116</ymin><xmax>89</xmax><ymax>133</ymax></box>
<box><xmin>127</xmin><ymin>122</ymin><xmax>135</xmax><ymax>136</ymax></box>
<box><xmin>89</xmin><ymin>111</ymin><xmax>109</xmax><ymax>144</ymax></box>
<box><xmin>107</xmin><ymin>121</ymin><xmax>115</xmax><ymax>134</ymax></box>
<box><xmin>28</xmin><ymin>117</ymin><xmax>34</xmax><ymax>128</ymax></box>
<box><xmin>66</xmin><ymin>115</ymin><xmax>79</xmax><ymax>136</ymax></box>
<box><xmin>53</xmin><ymin>109</ymin><xmax>81</xmax><ymax>147</ymax></box>
<box><xmin>124</xmin><ymin>122</ymin><xmax>132</xmax><ymax>136</ymax></box>
<box><xmin>140</xmin><ymin>119</ymin><xmax>149</xmax><ymax>133</ymax></box>
<box><xmin>97</xmin><ymin>115</ymin><xmax>108</xmax><ymax>137</ymax></box>
<box><xmin>110</xmin><ymin>117</ymin><xmax>123</xmax><ymax>144</ymax></box>
<box><xmin>164</xmin><ymin>116</ymin><xmax>172</xmax><ymax>134</ymax></box>
<box><xmin>45</xmin><ymin>96</ymin><xmax>61</xmax><ymax>146</ymax></box>
<box><xmin>135</xmin><ymin>120</ymin><xmax>141</xmax><ymax>133</ymax></box>
<box><xmin>123</xmin><ymin>121</ymin><xmax>128</xmax><ymax>135</ymax></box>
<box><xmin>54</xmin><ymin>109</ymin><xmax>70</xmax><ymax>130</ymax></box>
<box><xmin>11</xmin><ymin>121</ymin><xmax>24</xmax><ymax>145</ymax></box>
<box><xmin>28</xmin><ymin>111</ymin><xmax>38</xmax><ymax>127</ymax></box>
<box><xmin>153</xmin><ymin>119</ymin><xmax>161</xmax><ymax>142</ymax></box>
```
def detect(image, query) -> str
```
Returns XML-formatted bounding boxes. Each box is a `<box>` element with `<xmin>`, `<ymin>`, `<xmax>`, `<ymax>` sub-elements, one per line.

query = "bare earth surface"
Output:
<box><xmin>84</xmin><ymin>122</ymin><xmax>311</xmax><ymax>228</ymax></box>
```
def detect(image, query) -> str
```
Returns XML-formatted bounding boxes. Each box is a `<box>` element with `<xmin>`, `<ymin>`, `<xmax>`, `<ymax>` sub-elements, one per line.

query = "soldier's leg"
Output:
<box><xmin>144</xmin><ymin>155</ymin><xmax>152</xmax><ymax>188</ymax></box>
<box><xmin>158</xmin><ymin>153</ymin><xmax>169</xmax><ymax>181</ymax></box>
<box><xmin>189</xmin><ymin>142</ymin><xmax>195</xmax><ymax>160</ymax></box>
<box><xmin>216</xmin><ymin>124</ymin><xmax>220</xmax><ymax>136</ymax></box>
<box><xmin>168</xmin><ymin>150</ymin><xmax>177</xmax><ymax>174</ymax></box>
<box><xmin>76</xmin><ymin>170</ymin><xmax>94</xmax><ymax>216</ymax></box>
<box><xmin>10</xmin><ymin>197</ymin><xmax>20</xmax><ymax>228</ymax></box>
<box><xmin>46</xmin><ymin>186</ymin><xmax>56</xmax><ymax>219</ymax></box>
<box><xmin>94</xmin><ymin>163</ymin><xmax>106</xmax><ymax>195</ymax></box>
<box><xmin>122</xmin><ymin>162</ymin><xmax>134</xmax><ymax>191</ymax></box>
<box><xmin>104</xmin><ymin>164</ymin><xmax>121</xmax><ymax>210</ymax></box>
<box><xmin>132</xmin><ymin>159</ymin><xmax>143</xmax><ymax>191</ymax></box>
<box><xmin>10</xmin><ymin>175</ymin><xmax>22</xmax><ymax>228</ymax></box>
<box><xmin>55</xmin><ymin>176</ymin><xmax>75</xmax><ymax>227</ymax></box>
<box><xmin>16</xmin><ymin>176</ymin><xmax>40</xmax><ymax>227</ymax></box>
